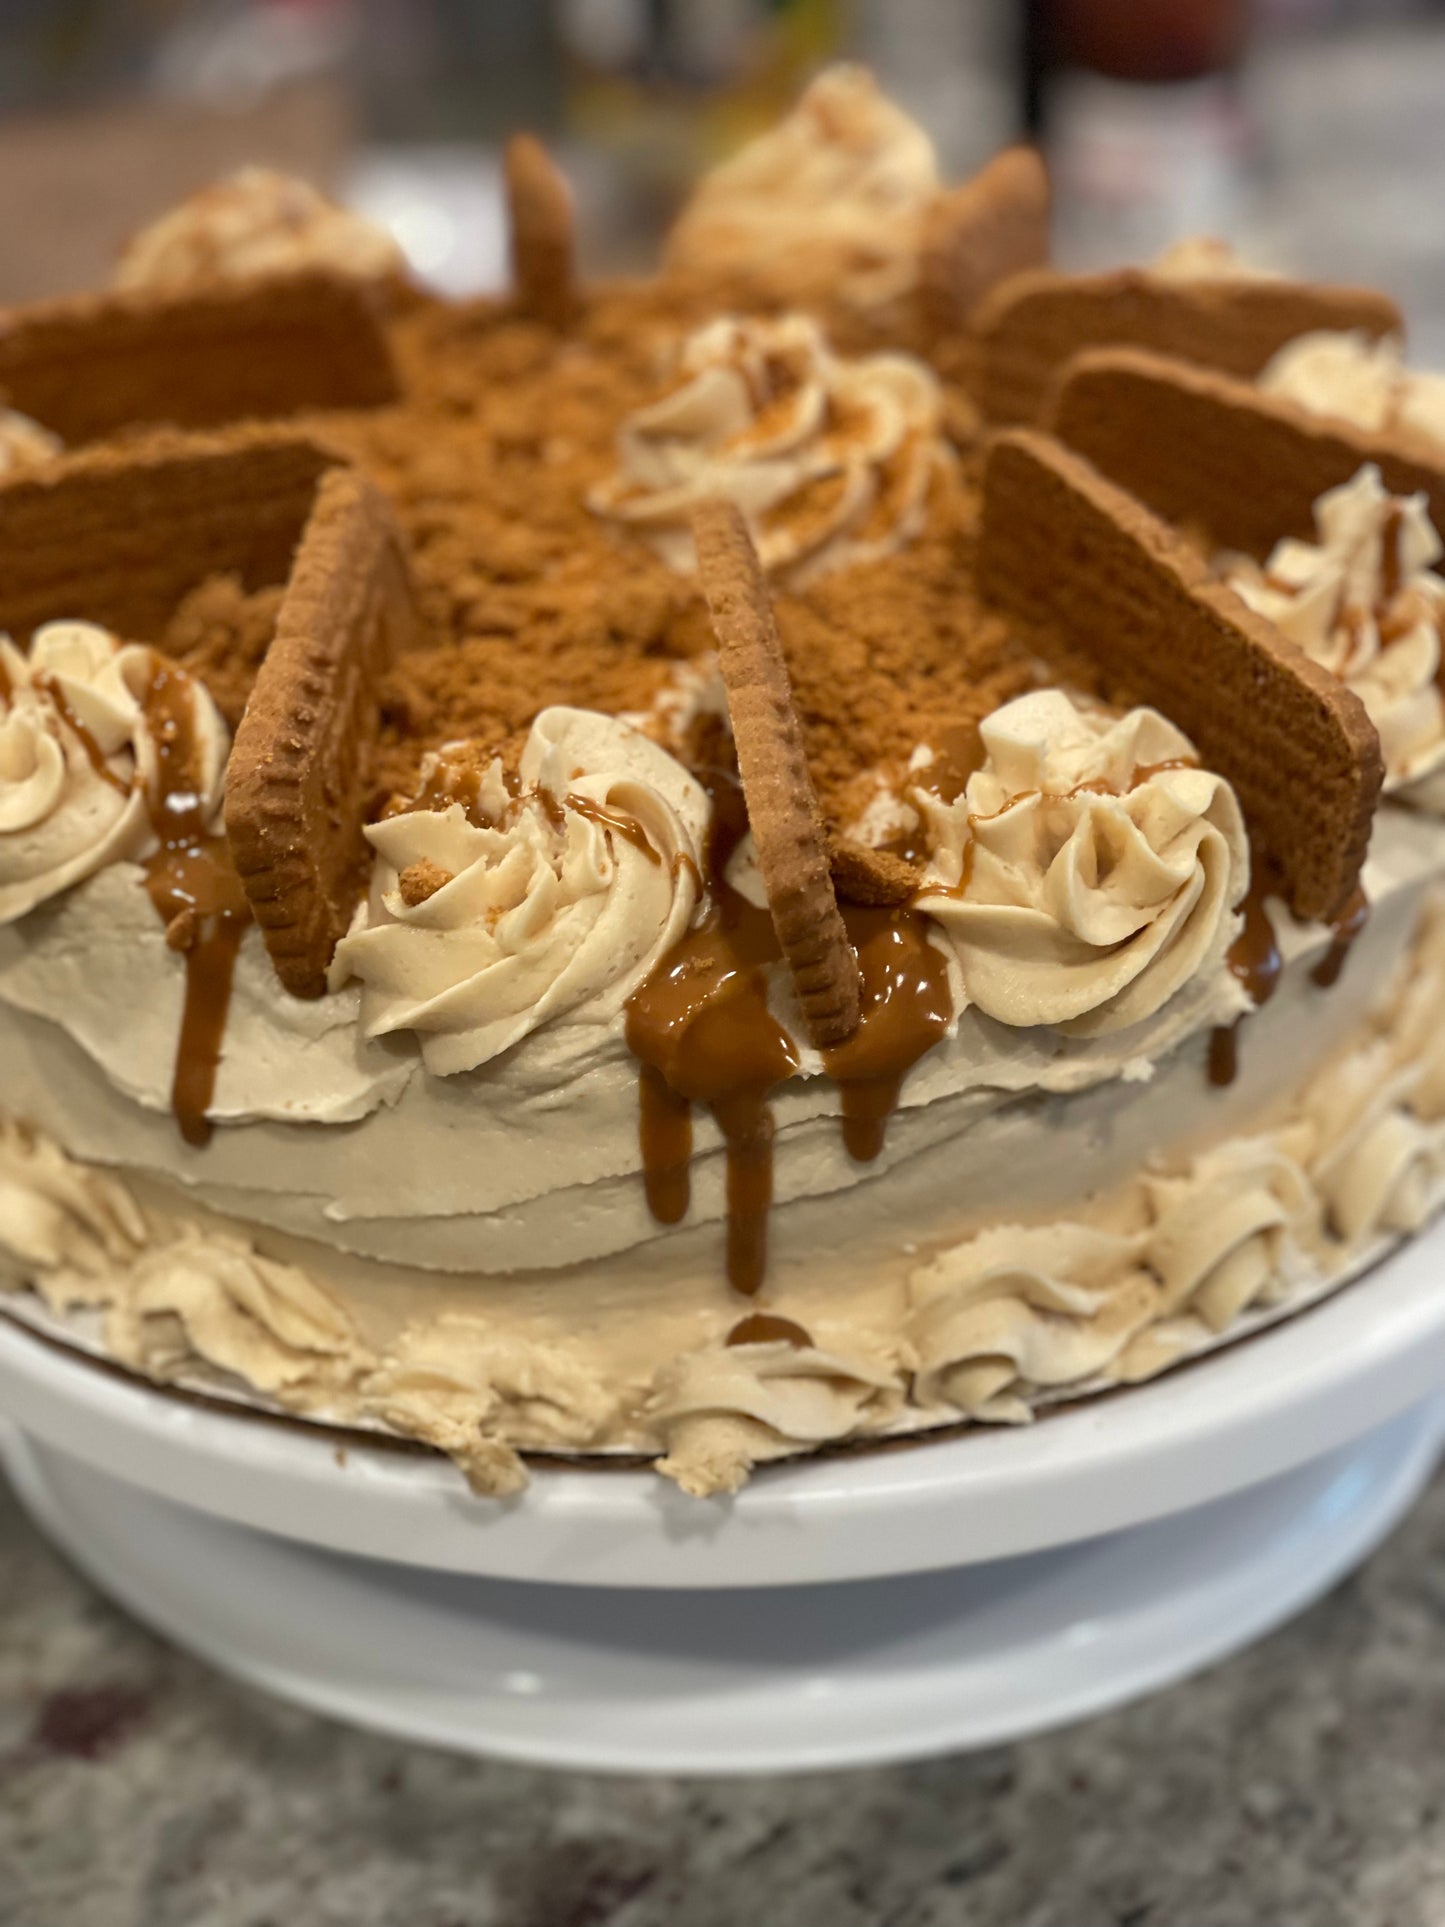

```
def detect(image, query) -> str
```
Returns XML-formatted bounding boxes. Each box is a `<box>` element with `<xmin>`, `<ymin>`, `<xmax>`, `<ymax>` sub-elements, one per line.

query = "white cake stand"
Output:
<box><xmin>4</xmin><ymin>1220</ymin><xmax>1445</xmax><ymax>1773</ymax></box>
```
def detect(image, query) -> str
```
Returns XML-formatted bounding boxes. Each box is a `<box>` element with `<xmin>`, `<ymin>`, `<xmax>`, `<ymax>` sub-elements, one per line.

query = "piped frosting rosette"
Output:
<box><xmin>1</xmin><ymin>623</ymin><xmax>150</xmax><ymax>922</ymax></box>
<box><xmin>589</xmin><ymin>313</ymin><xmax>944</xmax><ymax>585</ymax></box>
<box><xmin>1223</xmin><ymin>466</ymin><xmax>1445</xmax><ymax>800</ymax></box>
<box><xmin>331</xmin><ymin>707</ymin><xmax>711</xmax><ymax>1074</ymax></box>
<box><xmin>664</xmin><ymin>65</ymin><xmax>941</xmax><ymax>315</ymax></box>
<box><xmin>914</xmin><ymin>690</ymin><xmax>1249</xmax><ymax>1034</ymax></box>
<box><xmin>649</xmin><ymin>1328</ymin><xmax>905</xmax><ymax>1497</ymax></box>
<box><xmin>1259</xmin><ymin>330</ymin><xmax>1445</xmax><ymax>450</ymax></box>
<box><xmin>0</xmin><ymin>622</ymin><xmax>230</xmax><ymax>925</ymax></box>
<box><xmin>114</xmin><ymin>166</ymin><xmax>405</xmax><ymax>290</ymax></box>
<box><xmin>908</xmin><ymin>1138</ymin><xmax>1323</xmax><ymax>1422</ymax></box>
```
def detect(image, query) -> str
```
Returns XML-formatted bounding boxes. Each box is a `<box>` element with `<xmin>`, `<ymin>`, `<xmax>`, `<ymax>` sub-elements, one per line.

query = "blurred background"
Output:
<box><xmin>3</xmin><ymin>0</ymin><xmax>1444</xmax><ymax>352</ymax></box>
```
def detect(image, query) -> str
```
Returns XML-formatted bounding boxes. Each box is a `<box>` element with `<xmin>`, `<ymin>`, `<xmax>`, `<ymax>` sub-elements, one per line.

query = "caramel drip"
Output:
<box><xmin>137</xmin><ymin>655</ymin><xmax>250</xmax><ymax>1148</ymax></box>
<box><xmin>0</xmin><ymin>651</ymin><xmax>11</xmax><ymax>704</ymax></box>
<box><xmin>627</xmin><ymin>770</ymin><xmax>955</xmax><ymax>1295</ymax></box>
<box><xmin>562</xmin><ymin>792</ymin><xmax>662</xmax><ymax>863</ymax></box>
<box><xmin>1209</xmin><ymin>871</ymin><xmax>1283</xmax><ymax>1090</ymax></box>
<box><xmin>1312</xmin><ymin>884</ymin><xmax>1369</xmax><ymax>990</ymax></box>
<box><xmin>1381</xmin><ymin>502</ymin><xmax>1404</xmax><ymax>604</ymax></box>
<box><xmin>726</xmin><ymin>1312</ymin><xmax>811</xmax><ymax>1349</ymax></box>
<box><xmin>637</xmin><ymin>1063</ymin><xmax>691</xmax><ymax>1224</ymax></box>
<box><xmin>34</xmin><ymin>675</ymin><xmax>129</xmax><ymax>794</ymax></box>
<box><xmin>1207</xmin><ymin>1023</ymin><xmax>1239</xmax><ymax>1089</ymax></box>
<box><xmin>823</xmin><ymin>907</ymin><xmax>952</xmax><ymax>1162</ymax></box>
<box><xmin>625</xmin><ymin>775</ymin><xmax>797</xmax><ymax>1295</ymax></box>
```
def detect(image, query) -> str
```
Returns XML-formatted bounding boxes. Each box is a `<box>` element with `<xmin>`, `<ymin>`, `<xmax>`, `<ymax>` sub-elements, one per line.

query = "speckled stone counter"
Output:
<box><xmin>2</xmin><ymin>1461</ymin><xmax>1444</xmax><ymax>1927</ymax></box>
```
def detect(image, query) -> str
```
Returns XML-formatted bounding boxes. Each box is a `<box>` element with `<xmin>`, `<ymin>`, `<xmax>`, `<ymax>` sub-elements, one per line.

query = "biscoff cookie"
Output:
<box><xmin>225</xmin><ymin>467</ymin><xmax>419</xmax><ymax>998</ymax></box>
<box><xmin>0</xmin><ymin>426</ymin><xmax>342</xmax><ymax>646</ymax></box>
<box><xmin>964</xmin><ymin>267</ymin><xmax>1401</xmax><ymax>425</ymax></box>
<box><xmin>1049</xmin><ymin>346</ymin><xmax>1445</xmax><ymax>559</ymax></box>
<box><xmin>979</xmin><ymin>429</ymin><xmax>1382</xmax><ymax>921</ymax></box>
<box><xmin>829</xmin><ymin>838</ymin><xmax>922</xmax><ymax>908</ymax></box>
<box><xmin>505</xmin><ymin>134</ymin><xmax>578</xmax><ymax>330</ymax></box>
<box><xmin>919</xmin><ymin>146</ymin><xmax>1049</xmax><ymax>338</ymax></box>
<box><xmin>691</xmin><ymin>498</ymin><xmax>862</xmax><ymax>1046</ymax></box>
<box><xmin>0</xmin><ymin>271</ymin><xmax>398</xmax><ymax>446</ymax></box>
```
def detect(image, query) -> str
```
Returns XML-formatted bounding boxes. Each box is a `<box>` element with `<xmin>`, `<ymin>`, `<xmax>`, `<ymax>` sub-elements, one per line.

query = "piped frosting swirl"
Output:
<box><xmin>1222</xmin><ymin>465</ymin><xmax>1445</xmax><ymax>796</ymax></box>
<box><xmin>589</xmin><ymin>313</ymin><xmax>944</xmax><ymax>585</ymax></box>
<box><xmin>331</xmin><ymin>707</ymin><xmax>710</xmax><ymax>1075</ymax></box>
<box><xmin>914</xmin><ymin>691</ymin><xmax>1249</xmax><ymax>1033</ymax></box>
<box><xmin>114</xmin><ymin>166</ymin><xmax>405</xmax><ymax>291</ymax></box>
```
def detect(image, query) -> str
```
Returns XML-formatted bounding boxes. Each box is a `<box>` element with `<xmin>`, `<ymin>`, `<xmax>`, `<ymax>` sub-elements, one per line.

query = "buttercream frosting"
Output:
<box><xmin>1258</xmin><ymin>330</ymin><xmax>1445</xmax><ymax>450</ymax></box>
<box><xmin>114</xmin><ymin>166</ymin><xmax>405</xmax><ymax>290</ymax></box>
<box><xmin>664</xmin><ymin>65</ymin><xmax>940</xmax><ymax>313</ymax></box>
<box><xmin>0</xmin><ymin>408</ymin><xmax>61</xmax><ymax>475</ymax></box>
<box><xmin>1223</xmin><ymin>465</ymin><xmax>1445</xmax><ymax>795</ymax></box>
<box><xmin>331</xmin><ymin>707</ymin><xmax>710</xmax><ymax>1075</ymax></box>
<box><xmin>589</xmin><ymin>313</ymin><xmax>944</xmax><ymax>584</ymax></box>
<box><xmin>4</xmin><ymin>870</ymin><xmax>1444</xmax><ymax>1495</ymax></box>
<box><xmin>914</xmin><ymin>691</ymin><xmax>1249</xmax><ymax>1033</ymax></box>
<box><xmin>1</xmin><ymin>624</ymin><xmax>150</xmax><ymax>922</ymax></box>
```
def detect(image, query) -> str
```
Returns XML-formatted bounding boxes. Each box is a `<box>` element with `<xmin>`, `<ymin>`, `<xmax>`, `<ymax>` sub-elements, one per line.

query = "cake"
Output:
<box><xmin>4</xmin><ymin>68</ymin><xmax>1445</xmax><ymax>1500</ymax></box>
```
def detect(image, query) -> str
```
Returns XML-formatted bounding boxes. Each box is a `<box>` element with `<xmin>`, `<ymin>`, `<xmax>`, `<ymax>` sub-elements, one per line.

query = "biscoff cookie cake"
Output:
<box><xmin>6</xmin><ymin>67</ymin><xmax>1445</xmax><ymax>1500</ymax></box>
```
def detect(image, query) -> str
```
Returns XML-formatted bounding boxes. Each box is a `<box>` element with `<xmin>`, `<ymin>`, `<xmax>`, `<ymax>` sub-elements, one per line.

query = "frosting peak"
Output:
<box><xmin>1223</xmin><ymin>464</ymin><xmax>1445</xmax><ymax>795</ymax></box>
<box><xmin>114</xmin><ymin>167</ymin><xmax>405</xmax><ymax>291</ymax></box>
<box><xmin>1259</xmin><ymin>330</ymin><xmax>1445</xmax><ymax>451</ymax></box>
<box><xmin>915</xmin><ymin>691</ymin><xmax>1249</xmax><ymax>1032</ymax></box>
<box><xmin>332</xmin><ymin>707</ymin><xmax>710</xmax><ymax>1074</ymax></box>
<box><xmin>664</xmin><ymin>64</ymin><xmax>940</xmax><ymax>313</ymax></box>
<box><xmin>0</xmin><ymin>624</ymin><xmax>148</xmax><ymax>922</ymax></box>
<box><xmin>0</xmin><ymin>408</ymin><xmax>61</xmax><ymax>476</ymax></box>
<box><xmin>589</xmin><ymin>313</ymin><xmax>944</xmax><ymax>584</ymax></box>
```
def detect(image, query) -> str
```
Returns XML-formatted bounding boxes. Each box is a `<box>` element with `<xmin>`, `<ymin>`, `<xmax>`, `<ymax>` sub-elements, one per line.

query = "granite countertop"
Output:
<box><xmin>7</xmin><ymin>21</ymin><xmax>1445</xmax><ymax>1927</ymax></box>
<box><xmin>0</xmin><ymin>1463</ymin><xmax>1442</xmax><ymax>1927</ymax></box>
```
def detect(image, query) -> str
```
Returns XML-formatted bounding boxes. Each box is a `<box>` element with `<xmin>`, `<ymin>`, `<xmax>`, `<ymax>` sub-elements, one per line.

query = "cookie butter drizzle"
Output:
<box><xmin>626</xmin><ymin>772</ymin><xmax>951</xmax><ymax>1295</ymax></box>
<box><xmin>136</xmin><ymin>655</ymin><xmax>250</xmax><ymax>1147</ymax></box>
<box><xmin>1208</xmin><ymin>876</ymin><xmax>1282</xmax><ymax>1089</ymax></box>
<box><xmin>32</xmin><ymin>675</ymin><xmax>130</xmax><ymax>795</ymax></box>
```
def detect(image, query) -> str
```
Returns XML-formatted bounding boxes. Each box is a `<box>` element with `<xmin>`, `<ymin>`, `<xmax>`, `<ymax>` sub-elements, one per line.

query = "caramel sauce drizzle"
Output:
<box><xmin>33</xmin><ymin>674</ymin><xmax>129</xmax><ymax>795</ymax></box>
<box><xmin>1208</xmin><ymin>872</ymin><xmax>1283</xmax><ymax>1090</ymax></box>
<box><xmin>726</xmin><ymin>1312</ymin><xmax>811</xmax><ymax>1349</ymax></box>
<box><xmin>1311</xmin><ymin>883</ymin><xmax>1369</xmax><ymax>990</ymax></box>
<box><xmin>137</xmin><ymin>655</ymin><xmax>250</xmax><ymax>1148</ymax></box>
<box><xmin>626</xmin><ymin>772</ymin><xmax>953</xmax><ymax>1296</ymax></box>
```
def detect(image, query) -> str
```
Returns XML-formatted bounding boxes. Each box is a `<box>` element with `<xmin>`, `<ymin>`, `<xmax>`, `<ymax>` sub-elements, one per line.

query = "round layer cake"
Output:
<box><xmin>3</xmin><ymin>69</ymin><xmax>1445</xmax><ymax>1498</ymax></box>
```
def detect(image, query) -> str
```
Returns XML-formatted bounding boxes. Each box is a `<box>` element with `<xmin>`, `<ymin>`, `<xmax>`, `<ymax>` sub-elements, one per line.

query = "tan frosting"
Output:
<box><xmin>650</xmin><ymin>1331</ymin><xmax>904</xmax><ymax>1497</ymax></box>
<box><xmin>0</xmin><ymin>408</ymin><xmax>61</xmax><ymax>475</ymax></box>
<box><xmin>664</xmin><ymin>65</ymin><xmax>939</xmax><ymax>313</ymax></box>
<box><xmin>915</xmin><ymin>691</ymin><xmax>1249</xmax><ymax>1033</ymax></box>
<box><xmin>331</xmin><ymin>707</ymin><xmax>709</xmax><ymax>1076</ymax></box>
<box><xmin>907</xmin><ymin>891</ymin><xmax>1445</xmax><ymax>1428</ymax></box>
<box><xmin>589</xmin><ymin>313</ymin><xmax>944</xmax><ymax>584</ymax></box>
<box><xmin>1</xmin><ymin>624</ymin><xmax>150</xmax><ymax>921</ymax></box>
<box><xmin>114</xmin><ymin>167</ymin><xmax>405</xmax><ymax>290</ymax></box>
<box><xmin>4</xmin><ymin>873</ymin><xmax>1445</xmax><ymax>1495</ymax></box>
<box><xmin>1150</xmin><ymin>236</ymin><xmax>1273</xmax><ymax>282</ymax></box>
<box><xmin>1223</xmin><ymin>465</ymin><xmax>1445</xmax><ymax>795</ymax></box>
<box><xmin>1258</xmin><ymin>330</ymin><xmax>1445</xmax><ymax>449</ymax></box>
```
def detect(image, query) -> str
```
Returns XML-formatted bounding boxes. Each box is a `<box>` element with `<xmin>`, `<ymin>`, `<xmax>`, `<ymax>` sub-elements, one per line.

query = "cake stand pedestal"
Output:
<box><xmin>5</xmin><ymin>1217</ymin><xmax>1445</xmax><ymax>1772</ymax></box>
<box><xmin>4</xmin><ymin>1401</ymin><xmax>1441</xmax><ymax>1774</ymax></box>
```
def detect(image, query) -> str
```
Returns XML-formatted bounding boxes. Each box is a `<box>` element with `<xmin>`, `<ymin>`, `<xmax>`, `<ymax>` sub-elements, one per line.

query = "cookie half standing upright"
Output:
<box><xmin>979</xmin><ymin>427</ymin><xmax>1382</xmax><ymax>920</ymax></box>
<box><xmin>1048</xmin><ymin>345</ymin><xmax>1445</xmax><ymax>556</ymax></box>
<box><xmin>964</xmin><ymin>265</ymin><xmax>1401</xmax><ymax>425</ymax></box>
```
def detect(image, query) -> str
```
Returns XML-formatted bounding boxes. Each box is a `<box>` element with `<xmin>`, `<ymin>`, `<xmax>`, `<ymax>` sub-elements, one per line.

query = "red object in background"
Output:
<box><xmin>1054</xmin><ymin>0</ymin><xmax>1249</xmax><ymax>82</ymax></box>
